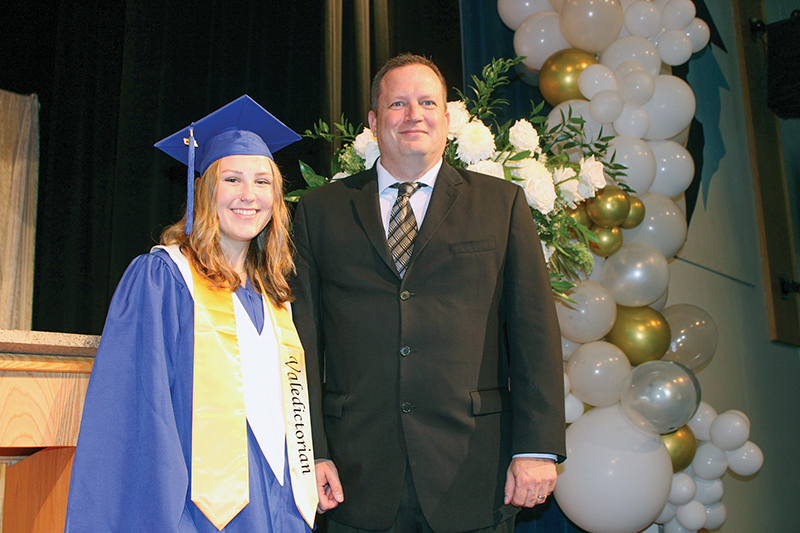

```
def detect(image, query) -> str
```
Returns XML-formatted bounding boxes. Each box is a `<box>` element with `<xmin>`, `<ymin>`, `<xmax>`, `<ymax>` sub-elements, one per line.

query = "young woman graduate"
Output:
<box><xmin>65</xmin><ymin>96</ymin><xmax>319</xmax><ymax>532</ymax></box>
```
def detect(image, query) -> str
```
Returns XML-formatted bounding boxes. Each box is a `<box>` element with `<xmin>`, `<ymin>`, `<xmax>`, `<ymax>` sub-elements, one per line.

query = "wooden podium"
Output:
<box><xmin>0</xmin><ymin>329</ymin><xmax>98</xmax><ymax>533</ymax></box>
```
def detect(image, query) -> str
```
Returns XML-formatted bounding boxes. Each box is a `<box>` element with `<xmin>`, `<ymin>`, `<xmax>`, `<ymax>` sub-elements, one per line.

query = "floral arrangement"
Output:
<box><xmin>287</xmin><ymin>57</ymin><xmax>627</xmax><ymax>296</ymax></box>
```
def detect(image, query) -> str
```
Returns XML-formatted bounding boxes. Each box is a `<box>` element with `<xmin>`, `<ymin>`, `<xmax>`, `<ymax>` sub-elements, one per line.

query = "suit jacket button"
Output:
<box><xmin>401</xmin><ymin>402</ymin><xmax>413</xmax><ymax>413</ymax></box>
<box><xmin>400</xmin><ymin>290</ymin><xmax>411</xmax><ymax>300</ymax></box>
<box><xmin>400</xmin><ymin>346</ymin><xmax>411</xmax><ymax>356</ymax></box>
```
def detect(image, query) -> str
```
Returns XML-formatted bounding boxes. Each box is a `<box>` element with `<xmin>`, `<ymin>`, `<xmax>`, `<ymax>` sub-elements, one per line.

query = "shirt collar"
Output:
<box><xmin>376</xmin><ymin>157</ymin><xmax>443</xmax><ymax>193</ymax></box>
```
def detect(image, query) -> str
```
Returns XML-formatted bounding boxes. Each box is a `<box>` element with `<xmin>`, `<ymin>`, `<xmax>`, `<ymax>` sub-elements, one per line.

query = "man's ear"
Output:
<box><xmin>368</xmin><ymin>110</ymin><xmax>377</xmax><ymax>132</ymax></box>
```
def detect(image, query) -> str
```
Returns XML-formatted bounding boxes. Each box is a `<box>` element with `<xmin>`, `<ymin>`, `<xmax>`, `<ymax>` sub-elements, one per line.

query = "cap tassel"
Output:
<box><xmin>185</xmin><ymin>124</ymin><xmax>197</xmax><ymax>234</ymax></box>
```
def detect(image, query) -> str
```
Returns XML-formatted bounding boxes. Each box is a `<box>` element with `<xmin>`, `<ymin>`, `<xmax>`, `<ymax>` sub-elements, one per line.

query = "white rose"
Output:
<box><xmin>364</xmin><ymin>141</ymin><xmax>381</xmax><ymax>169</ymax></box>
<box><xmin>508</xmin><ymin>119</ymin><xmax>540</xmax><ymax>152</ymax></box>
<box><xmin>467</xmin><ymin>160</ymin><xmax>505</xmax><ymax>179</ymax></box>
<box><xmin>331</xmin><ymin>171</ymin><xmax>350</xmax><ymax>181</ymax></box>
<box><xmin>455</xmin><ymin>121</ymin><xmax>495</xmax><ymax>165</ymax></box>
<box><xmin>578</xmin><ymin>156</ymin><xmax>606</xmax><ymax>194</ymax></box>
<box><xmin>555</xmin><ymin>167</ymin><xmax>582</xmax><ymax>208</ymax></box>
<box><xmin>512</xmin><ymin>158</ymin><xmax>557</xmax><ymax>215</ymax></box>
<box><xmin>447</xmin><ymin>100</ymin><xmax>470</xmax><ymax>139</ymax></box>
<box><xmin>353</xmin><ymin>128</ymin><xmax>377</xmax><ymax>159</ymax></box>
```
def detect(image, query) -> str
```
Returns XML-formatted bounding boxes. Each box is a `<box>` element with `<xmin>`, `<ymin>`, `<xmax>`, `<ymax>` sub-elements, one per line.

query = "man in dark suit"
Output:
<box><xmin>291</xmin><ymin>54</ymin><xmax>566</xmax><ymax>533</ymax></box>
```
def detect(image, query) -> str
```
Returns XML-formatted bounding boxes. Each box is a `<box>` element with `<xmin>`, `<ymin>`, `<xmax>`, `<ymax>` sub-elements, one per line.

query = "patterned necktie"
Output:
<box><xmin>388</xmin><ymin>182</ymin><xmax>424</xmax><ymax>277</ymax></box>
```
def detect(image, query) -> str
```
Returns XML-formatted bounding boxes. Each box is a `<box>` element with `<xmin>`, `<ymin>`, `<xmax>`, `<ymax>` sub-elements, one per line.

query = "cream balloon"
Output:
<box><xmin>621</xmin><ymin>192</ymin><xmax>688</xmax><ymax>258</ymax></box>
<box><xmin>685</xmin><ymin>17</ymin><xmax>711</xmax><ymax>53</ymax></box>
<box><xmin>565</xmin><ymin>392</ymin><xmax>586</xmax><ymax>423</ymax></box>
<box><xmin>619</xmin><ymin>70</ymin><xmax>655</xmax><ymax>106</ymax></box>
<box><xmin>657</xmin><ymin>29</ymin><xmax>693</xmax><ymax>66</ymax></box>
<box><xmin>642</xmin><ymin>75</ymin><xmax>696</xmax><ymax>140</ymax></box>
<box><xmin>601</xmin><ymin>242</ymin><xmax>669</xmax><ymax>307</ymax></box>
<box><xmin>556</xmin><ymin>280</ymin><xmax>618</xmax><ymax>343</ymax></box>
<box><xmin>660</xmin><ymin>0</ymin><xmax>696</xmax><ymax>31</ymax></box>
<box><xmin>559</xmin><ymin>0</ymin><xmax>625</xmax><ymax>53</ymax></box>
<box><xmin>624</xmin><ymin>0</ymin><xmax>662</xmax><ymax>38</ymax></box>
<box><xmin>566</xmin><ymin>341</ymin><xmax>631</xmax><ymax>406</ymax></box>
<box><xmin>578</xmin><ymin>63</ymin><xmax>618</xmax><ymax>99</ymax></box>
<box><xmin>601</xmin><ymin>35</ymin><xmax>662</xmax><ymax>77</ymax></box>
<box><xmin>725</xmin><ymin>441</ymin><xmax>764</xmax><ymax>476</ymax></box>
<box><xmin>693</xmin><ymin>477</ymin><xmax>723</xmax><ymax>505</ymax></box>
<box><xmin>555</xmin><ymin>405</ymin><xmax>673</xmax><ymax>533</ymax></box>
<box><xmin>687</xmin><ymin>401</ymin><xmax>717</xmax><ymax>441</ymax></box>
<box><xmin>614</xmin><ymin>58</ymin><xmax>647</xmax><ymax>80</ymax></box>
<box><xmin>704</xmin><ymin>502</ymin><xmax>727</xmax><ymax>530</ymax></box>
<box><xmin>498</xmin><ymin>0</ymin><xmax>553</xmax><ymax>30</ymax></box>
<box><xmin>562</xmin><ymin>335</ymin><xmax>581</xmax><ymax>361</ymax></box>
<box><xmin>648</xmin><ymin>140</ymin><xmax>695</xmax><ymax>198</ymax></box>
<box><xmin>710</xmin><ymin>411</ymin><xmax>750</xmax><ymax>451</ymax></box>
<box><xmin>607</xmin><ymin>135</ymin><xmax>656</xmax><ymax>194</ymax></box>
<box><xmin>676</xmin><ymin>500</ymin><xmax>707</xmax><ymax>531</ymax></box>
<box><xmin>668</xmin><ymin>472</ymin><xmax>696</xmax><ymax>505</ymax></box>
<box><xmin>590</xmin><ymin>89</ymin><xmax>624</xmax><ymax>123</ymax></box>
<box><xmin>691</xmin><ymin>442</ymin><xmax>728</xmax><ymax>480</ymax></box>
<box><xmin>514</xmin><ymin>11</ymin><xmax>571</xmax><ymax>71</ymax></box>
<box><xmin>614</xmin><ymin>104</ymin><xmax>651</xmax><ymax>139</ymax></box>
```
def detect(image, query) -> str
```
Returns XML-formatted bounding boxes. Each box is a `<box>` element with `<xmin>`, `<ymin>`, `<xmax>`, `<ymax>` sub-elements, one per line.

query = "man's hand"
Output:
<box><xmin>503</xmin><ymin>457</ymin><xmax>557</xmax><ymax>507</ymax></box>
<box><xmin>315</xmin><ymin>459</ymin><xmax>345</xmax><ymax>512</ymax></box>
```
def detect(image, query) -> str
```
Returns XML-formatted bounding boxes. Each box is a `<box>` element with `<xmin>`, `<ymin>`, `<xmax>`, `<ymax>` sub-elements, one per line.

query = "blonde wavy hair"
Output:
<box><xmin>160</xmin><ymin>157</ymin><xmax>294</xmax><ymax>305</ymax></box>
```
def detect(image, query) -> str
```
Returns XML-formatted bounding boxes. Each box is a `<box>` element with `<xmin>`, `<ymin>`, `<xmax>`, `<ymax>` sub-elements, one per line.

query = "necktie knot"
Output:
<box><xmin>391</xmin><ymin>181</ymin><xmax>423</xmax><ymax>199</ymax></box>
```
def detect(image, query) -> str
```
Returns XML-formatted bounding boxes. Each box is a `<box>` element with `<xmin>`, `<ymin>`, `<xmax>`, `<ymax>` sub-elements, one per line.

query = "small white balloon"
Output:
<box><xmin>498</xmin><ymin>0</ymin><xmax>553</xmax><ymax>30</ymax></box>
<box><xmin>559</xmin><ymin>0</ymin><xmax>625</xmax><ymax>53</ymax></box>
<box><xmin>601</xmin><ymin>35</ymin><xmax>662</xmax><ymax>77</ymax></box>
<box><xmin>562</xmin><ymin>335</ymin><xmax>581</xmax><ymax>361</ymax></box>
<box><xmin>650</xmin><ymin>287</ymin><xmax>669</xmax><ymax>311</ymax></box>
<box><xmin>566</xmin><ymin>341</ymin><xmax>631</xmax><ymax>406</ymax></box>
<box><xmin>615</xmin><ymin>59</ymin><xmax>647</xmax><ymax>80</ymax></box>
<box><xmin>727</xmin><ymin>409</ymin><xmax>751</xmax><ymax>429</ymax></box>
<box><xmin>687</xmin><ymin>401</ymin><xmax>717</xmax><ymax>441</ymax></box>
<box><xmin>648</xmin><ymin>140</ymin><xmax>695</xmax><ymax>198</ymax></box>
<box><xmin>590</xmin><ymin>90</ymin><xmax>625</xmax><ymax>123</ymax></box>
<box><xmin>607</xmin><ymin>135</ymin><xmax>656</xmax><ymax>194</ymax></box>
<box><xmin>662</xmin><ymin>516</ymin><xmax>694</xmax><ymax>533</ymax></box>
<box><xmin>621</xmin><ymin>192</ymin><xmax>688</xmax><ymax>258</ymax></box>
<box><xmin>660</xmin><ymin>0</ymin><xmax>696</xmax><ymax>31</ymax></box>
<box><xmin>556</xmin><ymin>280</ymin><xmax>618</xmax><ymax>343</ymax></box>
<box><xmin>614</xmin><ymin>104</ymin><xmax>651</xmax><ymax>138</ymax></box>
<box><xmin>657</xmin><ymin>29</ymin><xmax>694</xmax><ymax>66</ymax></box>
<box><xmin>692</xmin><ymin>442</ymin><xmax>728</xmax><ymax>480</ymax></box>
<box><xmin>704</xmin><ymin>502</ymin><xmax>727</xmax><ymax>530</ymax></box>
<box><xmin>642</xmin><ymin>75</ymin><xmax>696</xmax><ymax>141</ymax></box>
<box><xmin>693</xmin><ymin>477</ymin><xmax>723</xmax><ymax>505</ymax></box>
<box><xmin>578</xmin><ymin>63</ymin><xmax>618</xmax><ymax>99</ymax></box>
<box><xmin>565</xmin><ymin>392</ymin><xmax>586</xmax><ymax>423</ymax></box>
<box><xmin>669</xmin><ymin>472</ymin><xmax>696</xmax><ymax>505</ymax></box>
<box><xmin>602</xmin><ymin>242</ymin><xmax>669</xmax><ymax>307</ymax></box>
<box><xmin>624</xmin><ymin>0</ymin><xmax>662</xmax><ymax>38</ymax></box>
<box><xmin>725</xmin><ymin>441</ymin><xmax>764</xmax><ymax>476</ymax></box>
<box><xmin>514</xmin><ymin>11</ymin><xmax>571</xmax><ymax>71</ymax></box>
<box><xmin>619</xmin><ymin>70</ymin><xmax>655</xmax><ymax>106</ymax></box>
<box><xmin>676</xmin><ymin>500</ymin><xmax>707</xmax><ymax>531</ymax></box>
<box><xmin>662</xmin><ymin>303</ymin><xmax>718</xmax><ymax>371</ymax></box>
<box><xmin>656</xmin><ymin>501</ymin><xmax>677</xmax><ymax>524</ymax></box>
<box><xmin>684</xmin><ymin>17</ymin><xmax>711</xmax><ymax>53</ymax></box>
<box><xmin>709</xmin><ymin>410</ymin><xmax>750</xmax><ymax>451</ymax></box>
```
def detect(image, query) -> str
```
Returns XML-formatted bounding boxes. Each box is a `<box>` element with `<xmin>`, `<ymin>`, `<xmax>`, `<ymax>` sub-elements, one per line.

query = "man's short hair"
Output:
<box><xmin>370</xmin><ymin>53</ymin><xmax>448</xmax><ymax>111</ymax></box>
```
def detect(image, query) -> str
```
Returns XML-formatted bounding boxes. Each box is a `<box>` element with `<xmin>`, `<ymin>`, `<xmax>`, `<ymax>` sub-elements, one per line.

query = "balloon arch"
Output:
<box><xmin>497</xmin><ymin>1</ymin><xmax>762</xmax><ymax>532</ymax></box>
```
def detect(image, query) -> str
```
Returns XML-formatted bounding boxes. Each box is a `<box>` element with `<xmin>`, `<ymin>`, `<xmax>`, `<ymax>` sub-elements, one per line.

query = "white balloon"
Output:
<box><xmin>663</xmin><ymin>516</ymin><xmax>695</xmax><ymax>533</ymax></box>
<box><xmin>498</xmin><ymin>0</ymin><xmax>553</xmax><ymax>30</ymax></box>
<box><xmin>514</xmin><ymin>11</ymin><xmax>571</xmax><ymax>71</ymax></box>
<box><xmin>642</xmin><ymin>75</ymin><xmax>696</xmax><ymax>140</ymax></box>
<box><xmin>704</xmin><ymin>502</ymin><xmax>727</xmax><ymax>530</ymax></box>
<box><xmin>564</xmin><ymin>370</ymin><xmax>571</xmax><ymax>395</ymax></box>
<box><xmin>660</xmin><ymin>0</ymin><xmax>696</xmax><ymax>31</ymax></box>
<box><xmin>614</xmin><ymin>58</ymin><xmax>647</xmax><ymax>80</ymax></box>
<box><xmin>565</xmin><ymin>392</ymin><xmax>586</xmax><ymax>423</ymax></box>
<box><xmin>648</xmin><ymin>140</ymin><xmax>695</xmax><ymax>197</ymax></box>
<box><xmin>709</xmin><ymin>411</ymin><xmax>750</xmax><ymax>451</ymax></box>
<box><xmin>566</xmin><ymin>341</ymin><xmax>631</xmax><ymax>406</ymax></box>
<box><xmin>657</xmin><ymin>29</ymin><xmax>693</xmax><ymax>66</ymax></box>
<box><xmin>556</xmin><ymin>280</ymin><xmax>618</xmax><ymax>343</ymax></box>
<box><xmin>685</xmin><ymin>17</ymin><xmax>711</xmax><ymax>53</ymax></box>
<box><xmin>555</xmin><ymin>405</ymin><xmax>673</xmax><ymax>533</ymax></box>
<box><xmin>607</xmin><ymin>135</ymin><xmax>656</xmax><ymax>194</ymax></box>
<box><xmin>547</xmin><ymin>99</ymin><xmax>613</xmax><ymax>153</ymax></box>
<box><xmin>639</xmin><ymin>524</ymin><xmax>661</xmax><ymax>533</ymax></box>
<box><xmin>662</xmin><ymin>303</ymin><xmax>718</xmax><ymax>371</ymax></box>
<box><xmin>621</xmin><ymin>192</ymin><xmax>688</xmax><ymax>258</ymax></box>
<box><xmin>562</xmin><ymin>335</ymin><xmax>581</xmax><ymax>361</ymax></box>
<box><xmin>619</xmin><ymin>70</ymin><xmax>655</xmax><ymax>106</ymax></box>
<box><xmin>669</xmin><ymin>472</ymin><xmax>696</xmax><ymax>505</ymax></box>
<box><xmin>692</xmin><ymin>442</ymin><xmax>728</xmax><ymax>480</ymax></box>
<box><xmin>676</xmin><ymin>500</ymin><xmax>707</xmax><ymax>531</ymax></box>
<box><xmin>687</xmin><ymin>401</ymin><xmax>717</xmax><ymax>441</ymax></box>
<box><xmin>514</xmin><ymin>61</ymin><xmax>541</xmax><ymax>86</ymax></box>
<box><xmin>550</xmin><ymin>0</ymin><xmax>565</xmax><ymax>10</ymax></box>
<box><xmin>656</xmin><ymin>501</ymin><xmax>677</xmax><ymax>524</ymax></box>
<box><xmin>725</xmin><ymin>441</ymin><xmax>764</xmax><ymax>476</ymax></box>
<box><xmin>559</xmin><ymin>0</ymin><xmax>625</xmax><ymax>53</ymax></box>
<box><xmin>693</xmin><ymin>476</ymin><xmax>723</xmax><ymax>505</ymax></box>
<box><xmin>601</xmin><ymin>242</ymin><xmax>670</xmax><ymax>307</ymax></box>
<box><xmin>590</xmin><ymin>89</ymin><xmax>624</xmax><ymax>123</ymax></box>
<box><xmin>601</xmin><ymin>35</ymin><xmax>662</xmax><ymax>77</ymax></box>
<box><xmin>650</xmin><ymin>287</ymin><xmax>669</xmax><ymax>311</ymax></box>
<box><xmin>624</xmin><ymin>0</ymin><xmax>662</xmax><ymax>38</ymax></box>
<box><xmin>614</xmin><ymin>104</ymin><xmax>651</xmax><ymax>138</ymax></box>
<box><xmin>578</xmin><ymin>63</ymin><xmax>618</xmax><ymax>99</ymax></box>
<box><xmin>727</xmin><ymin>409</ymin><xmax>751</xmax><ymax>429</ymax></box>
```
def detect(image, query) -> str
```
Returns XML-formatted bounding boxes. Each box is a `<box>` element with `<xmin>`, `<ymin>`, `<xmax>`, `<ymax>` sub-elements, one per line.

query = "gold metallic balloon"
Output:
<box><xmin>620</xmin><ymin>195</ymin><xmax>646</xmax><ymax>229</ymax></box>
<box><xmin>566</xmin><ymin>203</ymin><xmax>591</xmax><ymax>227</ymax></box>
<box><xmin>588</xmin><ymin>225</ymin><xmax>623</xmax><ymax>257</ymax></box>
<box><xmin>662</xmin><ymin>425</ymin><xmax>697</xmax><ymax>472</ymax></box>
<box><xmin>539</xmin><ymin>48</ymin><xmax>599</xmax><ymax>107</ymax></box>
<box><xmin>586</xmin><ymin>185</ymin><xmax>631</xmax><ymax>228</ymax></box>
<box><xmin>606</xmin><ymin>305</ymin><xmax>671</xmax><ymax>365</ymax></box>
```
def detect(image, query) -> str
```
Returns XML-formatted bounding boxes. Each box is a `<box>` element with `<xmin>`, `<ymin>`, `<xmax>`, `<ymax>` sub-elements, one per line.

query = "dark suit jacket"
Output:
<box><xmin>291</xmin><ymin>163</ymin><xmax>566</xmax><ymax>532</ymax></box>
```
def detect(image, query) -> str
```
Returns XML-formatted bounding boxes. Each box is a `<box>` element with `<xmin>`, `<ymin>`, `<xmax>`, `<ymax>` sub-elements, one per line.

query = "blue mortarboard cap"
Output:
<box><xmin>154</xmin><ymin>95</ymin><xmax>301</xmax><ymax>233</ymax></box>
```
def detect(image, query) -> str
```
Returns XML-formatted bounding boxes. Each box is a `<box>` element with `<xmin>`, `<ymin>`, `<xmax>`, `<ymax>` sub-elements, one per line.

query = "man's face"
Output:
<box><xmin>368</xmin><ymin>64</ymin><xmax>450</xmax><ymax>178</ymax></box>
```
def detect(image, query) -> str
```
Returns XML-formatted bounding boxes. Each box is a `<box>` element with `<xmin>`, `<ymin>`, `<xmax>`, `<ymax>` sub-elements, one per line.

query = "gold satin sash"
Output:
<box><xmin>189</xmin><ymin>262</ymin><xmax>318</xmax><ymax>530</ymax></box>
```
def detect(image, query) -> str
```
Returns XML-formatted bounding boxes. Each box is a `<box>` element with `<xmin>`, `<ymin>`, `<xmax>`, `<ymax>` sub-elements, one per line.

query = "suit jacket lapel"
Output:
<box><xmin>351</xmin><ymin>169</ymin><xmax>397</xmax><ymax>275</ymax></box>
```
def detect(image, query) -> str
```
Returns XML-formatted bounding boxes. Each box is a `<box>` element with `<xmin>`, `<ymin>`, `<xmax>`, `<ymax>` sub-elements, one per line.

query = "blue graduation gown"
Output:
<box><xmin>65</xmin><ymin>249</ymin><xmax>310</xmax><ymax>532</ymax></box>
